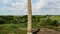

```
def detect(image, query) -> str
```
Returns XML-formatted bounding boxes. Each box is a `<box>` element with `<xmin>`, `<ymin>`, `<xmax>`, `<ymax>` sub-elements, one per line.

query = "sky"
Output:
<box><xmin>0</xmin><ymin>0</ymin><xmax>60</xmax><ymax>15</ymax></box>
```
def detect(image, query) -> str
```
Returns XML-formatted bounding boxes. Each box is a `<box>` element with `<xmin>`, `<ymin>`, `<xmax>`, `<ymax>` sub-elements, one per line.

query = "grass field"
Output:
<box><xmin>0</xmin><ymin>24</ymin><xmax>27</xmax><ymax>34</ymax></box>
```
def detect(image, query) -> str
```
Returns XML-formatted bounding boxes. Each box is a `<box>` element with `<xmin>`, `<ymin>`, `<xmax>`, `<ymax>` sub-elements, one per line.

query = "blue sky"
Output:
<box><xmin>0</xmin><ymin>0</ymin><xmax>60</xmax><ymax>15</ymax></box>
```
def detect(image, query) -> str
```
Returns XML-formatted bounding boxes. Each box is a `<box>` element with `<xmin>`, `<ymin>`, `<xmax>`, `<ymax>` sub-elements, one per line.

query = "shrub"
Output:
<box><xmin>0</xmin><ymin>20</ymin><xmax>5</xmax><ymax>24</ymax></box>
<box><xmin>40</xmin><ymin>17</ymin><xmax>52</xmax><ymax>26</ymax></box>
<box><xmin>51</xmin><ymin>20</ymin><xmax>59</xmax><ymax>27</ymax></box>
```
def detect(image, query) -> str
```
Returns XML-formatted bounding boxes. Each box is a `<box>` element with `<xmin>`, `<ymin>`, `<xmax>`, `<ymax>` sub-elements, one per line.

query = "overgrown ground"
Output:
<box><xmin>0</xmin><ymin>24</ymin><xmax>60</xmax><ymax>34</ymax></box>
<box><xmin>0</xmin><ymin>24</ymin><xmax>27</xmax><ymax>34</ymax></box>
<box><xmin>0</xmin><ymin>15</ymin><xmax>60</xmax><ymax>34</ymax></box>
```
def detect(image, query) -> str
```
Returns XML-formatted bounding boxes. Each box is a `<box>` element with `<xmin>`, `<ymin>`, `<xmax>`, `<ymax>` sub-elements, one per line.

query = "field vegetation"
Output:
<box><xmin>0</xmin><ymin>15</ymin><xmax>60</xmax><ymax>34</ymax></box>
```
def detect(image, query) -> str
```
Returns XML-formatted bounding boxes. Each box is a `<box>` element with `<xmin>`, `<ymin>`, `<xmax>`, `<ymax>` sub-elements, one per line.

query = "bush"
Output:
<box><xmin>0</xmin><ymin>20</ymin><xmax>5</xmax><ymax>24</ymax></box>
<box><xmin>51</xmin><ymin>20</ymin><xmax>59</xmax><ymax>27</ymax></box>
<box><xmin>40</xmin><ymin>17</ymin><xmax>52</xmax><ymax>26</ymax></box>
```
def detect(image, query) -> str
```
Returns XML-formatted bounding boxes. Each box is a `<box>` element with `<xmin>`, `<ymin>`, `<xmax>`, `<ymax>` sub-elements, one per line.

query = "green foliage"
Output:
<box><xmin>51</xmin><ymin>20</ymin><xmax>59</xmax><ymax>27</ymax></box>
<box><xmin>0</xmin><ymin>15</ymin><xmax>27</xmax><ymax>24</ymax></box>
<box><xmin>40</xmin><ymin>16</ymin><xmax>52</xmax><ymax>26</ymax></box>
<box><xmin>32</xmin><ymin>15</ymin><xmax>60</xmax><ymax>28</ymax></box>
<box><xmin>0</xmin><ymin>15</ymin><xmax>60</xmax><ymax>33</ymax></box>
<box><xmin>0</xmin><ymin>15</ymin><xmax>60</xmax><ymax>28</ymax></box>
<box><xmin>0</xmin><ymin>24</ymin><xmax>27</xmax><ymax>34</ymax></box>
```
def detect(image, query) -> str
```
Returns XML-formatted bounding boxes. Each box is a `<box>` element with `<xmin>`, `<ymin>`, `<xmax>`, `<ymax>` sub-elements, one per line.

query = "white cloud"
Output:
<box><xmin>49</xmin><ymin>0</ymin><xmax>60</xmax><ymax>3</ymax></box>
<box><xmin>32</xmin><ymin>0</ymin><xmax>60</xmax><ymax>15</ymax></box>
<box><xmin>0</xmin><ymin>0</ymin><xmax>8</xmax><ymax>3</ymax></box>
<box><xmin>0</xmin><ymin>0</ymin><xmax>60</xmax><ymax>15</ymax></box>
<box><xmin>32</xmin><ymin>0</ymin><xmax>47</xmax><ymax>15</ymax></box>
<box><xmin>0</xmin><ymin>0</ymin><xmax>28</xmax><ymax>15</ymax></box>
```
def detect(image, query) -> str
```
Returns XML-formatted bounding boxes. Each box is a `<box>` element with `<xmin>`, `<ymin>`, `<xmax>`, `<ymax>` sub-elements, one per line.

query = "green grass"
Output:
<box><xmin>0</xmin><ymin>23</ymin><xmax>27</xmax><ymax>28</ymax></box>
<box><xmin>0</xmin><ymin>24</ymin><xmax>27</xmax><ymax>34</ymax></box>
<box><xmin>0</xmin><ymin>28</ymin><xmax>27</xmax><ymax>34</ymax></box>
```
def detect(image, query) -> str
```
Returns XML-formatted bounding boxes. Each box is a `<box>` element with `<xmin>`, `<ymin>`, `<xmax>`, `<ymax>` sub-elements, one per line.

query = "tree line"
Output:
<box><xmin>0</xmin><ymin>15</ymin><xmax>60</xmax><ymax>27</ymax></box>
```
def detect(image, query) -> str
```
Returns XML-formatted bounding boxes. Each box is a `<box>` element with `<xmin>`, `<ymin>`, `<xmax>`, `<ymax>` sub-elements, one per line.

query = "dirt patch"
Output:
<box><xmin>36</xmin><ymin>28</ymin><xmax>60</xmax><ymax>34</ymax></box>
